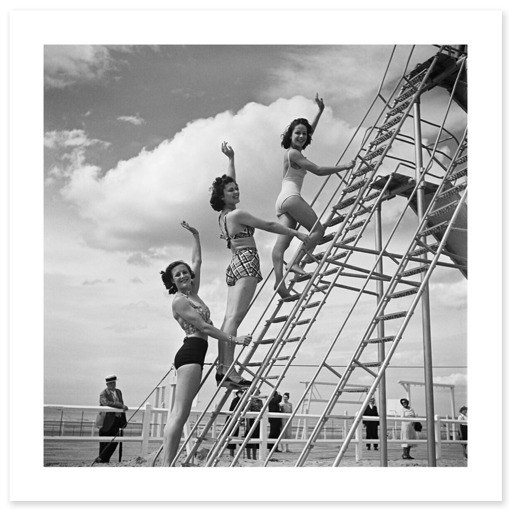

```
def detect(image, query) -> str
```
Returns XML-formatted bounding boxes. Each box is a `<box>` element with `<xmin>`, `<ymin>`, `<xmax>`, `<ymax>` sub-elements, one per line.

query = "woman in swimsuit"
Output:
<box><xmin>272</xmin><ymin>94</ymin><xmax>356</xmax><ymax>298</ymax></box>
<box><xmin>210</xmin><ymin>142</ymin><xmax>310</xmax><ymax>386</ymax></box>
<box><xmin>160</xmin><ymin>221</ymin><xmax>252</xmax><ymax>466</ymax></box>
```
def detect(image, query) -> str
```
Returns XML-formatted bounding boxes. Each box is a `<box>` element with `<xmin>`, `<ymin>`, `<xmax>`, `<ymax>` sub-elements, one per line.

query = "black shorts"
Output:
<box><xmin>174</xmin><ymin>336</ymin><xmax>208</xmax><ymax>370</ymax></box>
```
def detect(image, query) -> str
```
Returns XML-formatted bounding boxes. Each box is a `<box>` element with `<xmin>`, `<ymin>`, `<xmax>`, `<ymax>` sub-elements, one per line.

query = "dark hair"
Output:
<box><xmin>283</xmin><ymin>392</ymin><xmax>290</xmax><ymax>398</ymax></box>
<box><xmin>459</xmin><ymin>406</ymin><xmax>467</xmax><ymax>413</ymax></box>
<box><xmin>160</xmin><ymin>261</ymin><xmax>195</xmax><ymax>295</ymax></box>
<box><xmin>400</xmin><ymin>398</ymin><xmax>409</xmax><ymax>405</ymax></box>
<box><xmin>210</xmin><ymin>174</ymin><xmax>237</xmax><ymax>212</ymax></box>
<box><xmin>281</xmin><ymin>118</ymin><xmax>313</xmax><ymax>149</ymax></box>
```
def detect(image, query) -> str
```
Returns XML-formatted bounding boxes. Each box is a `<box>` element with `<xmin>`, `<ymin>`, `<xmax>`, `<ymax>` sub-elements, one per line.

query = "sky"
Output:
<box><xmin>43</xmin><ymin>43</ymin><xmax>468</xmax><ymax>416</ymax></box>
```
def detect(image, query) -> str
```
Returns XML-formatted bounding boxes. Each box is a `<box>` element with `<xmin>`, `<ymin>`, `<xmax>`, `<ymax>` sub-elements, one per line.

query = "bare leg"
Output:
<box><xmin>162</xmin><ymin>364</ymin><xmax>202</xmax><ymax>466</ymax></box>
<box><xmin>219</xmin><ymin>276</ymin><xmax>258</xmax><ymax>377</ymax></box>
<box><xmin>272</xmin><ymin>213</ymin><xmax>296</xmax><ymax>298</ymax></box>
<box><xmin>283</xmin><ymin>195</ymin><xmax>325</xmax><ymax>261</ymax></box>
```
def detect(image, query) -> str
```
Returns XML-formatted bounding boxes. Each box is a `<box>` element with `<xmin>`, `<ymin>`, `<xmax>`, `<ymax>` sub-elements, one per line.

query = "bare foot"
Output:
<box><xmin>274</xmin><ymin>283</ymin><xmax>291</xmax><ymax>299</ymax></box>
<box><xmin>286</xmin><ymin>263</ymin><xmax>308</xmax><ymax>276</ymax></box>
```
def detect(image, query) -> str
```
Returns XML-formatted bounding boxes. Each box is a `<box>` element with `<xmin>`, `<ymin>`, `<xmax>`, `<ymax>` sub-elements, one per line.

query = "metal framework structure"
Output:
<box><xmin>156</xmin><ymin>45</ymin><xmax>468</xmax><ymax>468</ymax></box>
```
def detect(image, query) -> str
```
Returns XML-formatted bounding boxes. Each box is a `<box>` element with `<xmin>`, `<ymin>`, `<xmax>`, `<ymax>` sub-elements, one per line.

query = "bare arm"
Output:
<box><xmin>289</xmin><ymin>149</ymin><xmax>355</xmax><ymax>177</ymax></box>
<box><xmin>173</xmin><ymin>297</ymin><xmax>251</xmax><ymax>346</ymax></box>
<box><xmin>221</xmin><ymin>141</ymin><xmax>236</xmax><ymax>180</ymax></box>
<box><xmin>231</xmin><ymin>209</ymin><xmax>310</xmax><ymax>243</ymax></box>
<box><xmin>310</xmin><ymin>93</ymin><xmax>325</xmax><ymax>134</ymax></box>
<box><xmin>180</xmin><ymin>221</ymin><xmax>201</xmax><ymax>293</ymax></box>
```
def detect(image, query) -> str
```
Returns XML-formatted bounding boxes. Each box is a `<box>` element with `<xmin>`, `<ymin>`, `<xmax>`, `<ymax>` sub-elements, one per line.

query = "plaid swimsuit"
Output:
<box><xmin>220</xmin><ymin>213</ymin><xmax>263</xmax><ymax>287</ymax></box>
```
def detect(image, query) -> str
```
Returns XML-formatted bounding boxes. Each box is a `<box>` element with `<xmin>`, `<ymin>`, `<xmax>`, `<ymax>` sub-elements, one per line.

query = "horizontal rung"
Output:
<box><xmin>294</xmin><ymin>318</ymin><xmax>312</xmax><ymax>326</ymax></box>
<box><xmin>338</xmin><ymin>234</ymin><xmax>357</xmax><ymax>245</ymax></box>
<box><xmin>354</xmin><ymin>205</ymin><xmax>373</xmax><ymax>217</ymax></box>
<box><xmin>339</xmin><ymin>387</ymin><xmax>370</xmax><ymax>394</ymax></box>
<box><xmin>364</xmin><ymin>335</ymin><xmax>395</xmax><ymax>344</ymax></box>
<box><xmin>455</xmin><ymin>154</ymin><xmax>467</xmax><ymax>166</ymax></box>
<box><xmin>323</xmin><ymin>214</ymin><xmax>346</xmax><ymax>227</ymax></box>
<box><xmin>267</xmin><ymin>315</ymin><xmax>289</xmax><ymax>324</ymax></box>
<box><xmin>395</xmin><ymin>87</ymin><xmax>417</xmax><ymax>103</ymax></box>
<box><xmin>319</xmin><ymin>232</ymin><xmax>336</xmax><ymax>245</ymax></box>
<box><xmin>388</xmin><ymin>100</ymin><xmax>411</xmax><ymax>117</ymax></box>
<box><xmin>369</xmin><ymin>129</ymin><xmax>395</xmax><ymax>147</ymax></box>
<box><xmin>448</xmin><ymin>167</ymin><xmax>467</xmax><ymax>181</ymax></box>
<box><xmin>353</xmin><ymin>163</ymin><xmax>375</xmax><ymax>178</ymax></box>
<box><xmin>389</xmin><ymin>288</ymin><xmax>418</xmax><ymax>299</ymax></box>
<box><xmin>344</xmin><ymin>180</ymin><xmax>367</xmax><ymax>194</ymax></box>
<box><xmin>353</xmin><ymin>361</ymin><xmax>381</xmax><ymax>368</ymax></box>
<box><xmin>365</xmin><ymin>145</ymin><xmax>387</xmax><ymax>161</ymax></box>
<box><xmin>279</xmin><ymin>294</ymin><xmax>301</xmax><ymax>303</ymax></box>
<box><xmin>399</xmin><ymin>264</ymin><xmax>430</xmax><ymax>277</ymax></box>
<box><xmin>438</xmin><ymin>183</ymin><xmax>466</xmax><ymax>200</ymax></box>
<box><xmin>257</xmin><ymin>336</ymin><xmax>301</xmax><ymax>345</ymax></box>
<box><xmin>303</xmin><ymin>251</ymin><xmax>323</xmax><ymax>264</ymax></box>
<box><xmin>404</xmin><ymin>69</ymin><xmax>427</xmax><ymax>88</ymax></box>
<box><xmin>304</xmin><ymin>301</ymin><xmax>321</xmax><ymax>309</ymax></box>
<box><xmin>427</xmin><ymin>201</ymin><xmax>458</xmax><ymax>219</ymax></box>
<box><xmin>409</xmin><ymin>243</ymin><xmax>439</xmax><ymax>257</ymax></box>
<box><xmin>333</xmin><ymin>197</ymin><xmax>357</xmax><ymax>210</ymax></box>
<box><xmin>420</xmin><ymin>221</ymin><xmax>448</xmax><ymax>237</ymax></box>
<box><xmin>347</xmin><ymin>220</ymin><xmax>365</xmax><ymax>231</ymax></box>
<box><xmin>375</xmin><ymin>311</ymin><xmax>407</xmax><ymax>321</ymax></box>
<box><xmin>379</xmin><ymin>114</ymin><xmax>402</xmax><ymax>131</ymax></box>
<box><xmin>293</xmin><ymin>272</ymin><xmax>313</xmax><ymax>283</ymax></box>
<box><xmin>363</xmin><ymin>191</ymin><xmax>380</xmax><ymax>202</ymax></box>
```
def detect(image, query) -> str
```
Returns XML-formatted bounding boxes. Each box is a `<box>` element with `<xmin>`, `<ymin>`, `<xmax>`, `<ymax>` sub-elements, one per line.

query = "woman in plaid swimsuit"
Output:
<box><xmin>210</xmin><ymin>142</ymin><xmax>310</xmax><ymax>387</ymax></box>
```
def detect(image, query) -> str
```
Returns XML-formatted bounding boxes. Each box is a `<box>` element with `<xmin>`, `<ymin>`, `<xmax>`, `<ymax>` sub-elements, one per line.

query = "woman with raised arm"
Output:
<box><xmin>272</xmin><ymin>94</ymin><xmax>356</xmax><ymax>298</ymax></box>
<box><xmin>210</xmin><ymin>142</ymin><xmax>310</xmax><ymax>386</ymax></box>
<box><xmin>159</xmin><ymin>221</ymin><xmax>252</xmax><ymax>466</ymax></box>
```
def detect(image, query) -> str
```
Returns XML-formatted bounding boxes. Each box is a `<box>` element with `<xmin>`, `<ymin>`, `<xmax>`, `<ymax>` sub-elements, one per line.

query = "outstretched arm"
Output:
<box><xmin>232</xmin><ymin>209</ymin><xmax>311</xmax><ymax>244</ymax></box>
<box><xmin>181</xmin><ymin>221</ymin><xmax>202</xmax><ymax>293</ymax></box>
<box><xmin>310</xmin><ymin>93</ymin><xmax>325</xmax><ymax>135</ymax></box>
<box><xmin>173</xmin><ymin>296</ymin><xmax>251</xmax><ymax>346</ymax></box>
<box><xmin>221</xmin><ymin>141</ymin><xmax>236</xmax><ymax>180</ymax></box>
<box><xmin>289</xmin><ymin>149</ymin><xmax>355</xmax><ymax>177</ymax></box>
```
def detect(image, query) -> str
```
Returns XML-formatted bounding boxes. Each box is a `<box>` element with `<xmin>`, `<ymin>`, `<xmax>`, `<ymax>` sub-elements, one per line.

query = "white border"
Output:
<box><xmin>8</xmin><ymin>8</ymin><xmax>502</xmax><ymax>503</ymax></box>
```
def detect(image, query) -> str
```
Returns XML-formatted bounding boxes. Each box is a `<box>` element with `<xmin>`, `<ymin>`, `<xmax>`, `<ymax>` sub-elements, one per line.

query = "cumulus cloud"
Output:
<box><xmin>56</xmin><ymin>96</ymin><xmax>356</xmax><ymax>252</ymax></box>
<box><xmin>117</xmin><ymin>114</ymin><xmax>146</xmax><ymax>126</ymax></box>
<box><xmin>44</xmin><ymin>45</ymin><xmax>114</xmax><ymax>89</ymax></box>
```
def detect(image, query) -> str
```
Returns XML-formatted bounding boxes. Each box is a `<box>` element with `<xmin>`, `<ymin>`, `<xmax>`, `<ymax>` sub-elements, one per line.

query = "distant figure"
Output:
<box><xmin>268</xmin><ymin>391</ymin><xmax>283</xmax><ymax>452</ymax></box>
<box><xmin>94</xmin><ymin>375</ymin><xmax>128</xmax><ymax>464</ymax></box>
<box><xmin>458</xmin><ymin>406</ymin><xmax>468</xmax><ymax>459</ymax></box>
<box><xmin>400</xmin><ymin>397</ymin><xmax>417</xmax><ymax>460</ymax></box>
<box><xmin>363</xmin><ymin>396</ymin><xmax>379</xmax><ymax>450</ymax></box>
<box><xmin>272</xmin><ymin>94</ymin><xmax>356</xmax><ymax>298</ymax></box>
<box><xmin>227</xmin><ymin>389</ymin><xmax>244</xmax><ymax>457</ymax></box>
<box><xmin>245</xmin><ymin>390</ymin><xmax>263</xmax><ymax>460</ymax></box>
<box><xmin>210</xmin><ymin>143</ymin><xmax>309</xmax><ymax>386</ymax></box>
<box><xmin>280</xmin><ymin>392</ymin><xmax>293</xmax><ymax>452</ymax></box>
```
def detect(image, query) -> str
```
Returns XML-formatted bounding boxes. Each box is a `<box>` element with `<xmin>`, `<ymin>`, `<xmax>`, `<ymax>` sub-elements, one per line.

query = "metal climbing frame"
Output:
<box><xmin>170</xmin><ymin>45</ymin><xmax>467</xmax><ymax>467</ymax></box>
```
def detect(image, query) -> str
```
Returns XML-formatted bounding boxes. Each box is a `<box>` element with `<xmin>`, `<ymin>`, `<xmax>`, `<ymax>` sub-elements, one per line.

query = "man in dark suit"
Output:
<box><xmin>363</xmin><ymin>396</ymin><xmax>379</xmax><ymax>450</ymax></box>
<box><xmin>267</xmin><ymin>391</ymin><xmax>283</xmax><ymax>452</ymax></box>
<box><xmin>95</xmin><ymin>375</ymin><xmax>128</xmax><ymax>464</ymax></box>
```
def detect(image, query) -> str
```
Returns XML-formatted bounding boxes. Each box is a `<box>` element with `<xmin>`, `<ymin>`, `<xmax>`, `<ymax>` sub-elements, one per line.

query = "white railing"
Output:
<box><xmin>44</xmin><ymin>405</ymin><xmax>467</xmax><ymax>462</ymax></box>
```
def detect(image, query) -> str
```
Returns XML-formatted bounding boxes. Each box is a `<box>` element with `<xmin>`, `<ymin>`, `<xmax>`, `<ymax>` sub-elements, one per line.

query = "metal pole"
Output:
<box><xmin>374</xmin><ymin>202</ymin><xmax>388</xmax><ymax>466</ymax></box>
<box><xmin>413</xmin><ymin>99</ymin><xmax>436</xmax><ymax>466</ymax></box>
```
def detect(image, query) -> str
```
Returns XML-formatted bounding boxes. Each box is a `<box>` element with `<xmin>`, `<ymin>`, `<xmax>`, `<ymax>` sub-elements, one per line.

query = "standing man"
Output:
<box><xmin>95</xmin><ymin>375</ymin><xmax>128</xmax><ymax>464</ymax></box>
<box><xmin>363</xmin><ymin>396</ymin><xmax>379</xmax><ymax>450</ymax></box>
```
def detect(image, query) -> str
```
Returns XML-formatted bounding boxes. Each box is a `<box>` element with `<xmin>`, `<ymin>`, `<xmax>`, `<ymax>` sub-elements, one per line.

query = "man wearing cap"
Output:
<box><xmin>95</xmin><ymin>375</ymin><xmax>128</xmax><ymax>464</ymax></box>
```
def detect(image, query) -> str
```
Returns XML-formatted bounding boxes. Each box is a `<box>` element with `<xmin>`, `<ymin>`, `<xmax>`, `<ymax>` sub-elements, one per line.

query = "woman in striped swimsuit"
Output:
<box><xmin>210</xmin><ymin>142</ymin><xmax>310</xmax><ymax>387</ymax></box>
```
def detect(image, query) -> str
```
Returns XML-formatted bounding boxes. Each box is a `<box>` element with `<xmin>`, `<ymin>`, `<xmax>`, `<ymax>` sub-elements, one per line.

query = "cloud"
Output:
<box><xmin>117</xmin><ymin>114</ymin><xmax>146</xmax><ymax>126</ymax></box>
<box><xmin>433</xmin><ymin>373</ymin><xmax>467</xmax><ymax>387</ymax></box>
<box><xmin>82</xmin><ymin>278</ymin><xmax>115</xmax><ymax>285</ymax></box>
<box><xmin>44</xmin><ymin>45</ymin><xmax>114</xmax><ymax>89</ymax></box>
<box><xmin>56</xmin><ymin>96</ymin><xmax>357</xmax><ymax>253</ymax></box>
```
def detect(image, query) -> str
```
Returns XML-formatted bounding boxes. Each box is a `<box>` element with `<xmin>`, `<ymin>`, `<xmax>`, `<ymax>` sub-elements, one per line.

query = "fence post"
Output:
<box><xmin>260</xmin><ymin>409</ymin><xmax>268</xmax><ymax>461</ymax></box>
<box><xmin>434</xmin><ymin>414</ymin><xmax>441</xmax><ymax>460</ymax></box>
<box><xmin>355</xmin><ymin>419</ymin><xmax>363</xmax><ymax>462</ymax></box>
<box><xmin>141</xmin><ymin>403</ymin><xmax>152</xmax><ymax>456</ymax></box>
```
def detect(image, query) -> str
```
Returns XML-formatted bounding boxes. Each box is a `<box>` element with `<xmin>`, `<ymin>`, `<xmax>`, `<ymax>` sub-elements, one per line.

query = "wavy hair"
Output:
<box><xmin>281</xmin><ymin>118</ymin><xmax>313</xmax><ymax>149</ymax></box>
<box><xmin>209</xmin><ymin>174</ymin><xmax>237</xmax><ymax>212</ymax></box>
<box><xmin>160</xmin><ymin>261</ymin><xmax>195</xmax><ymax>295</ymax></box>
